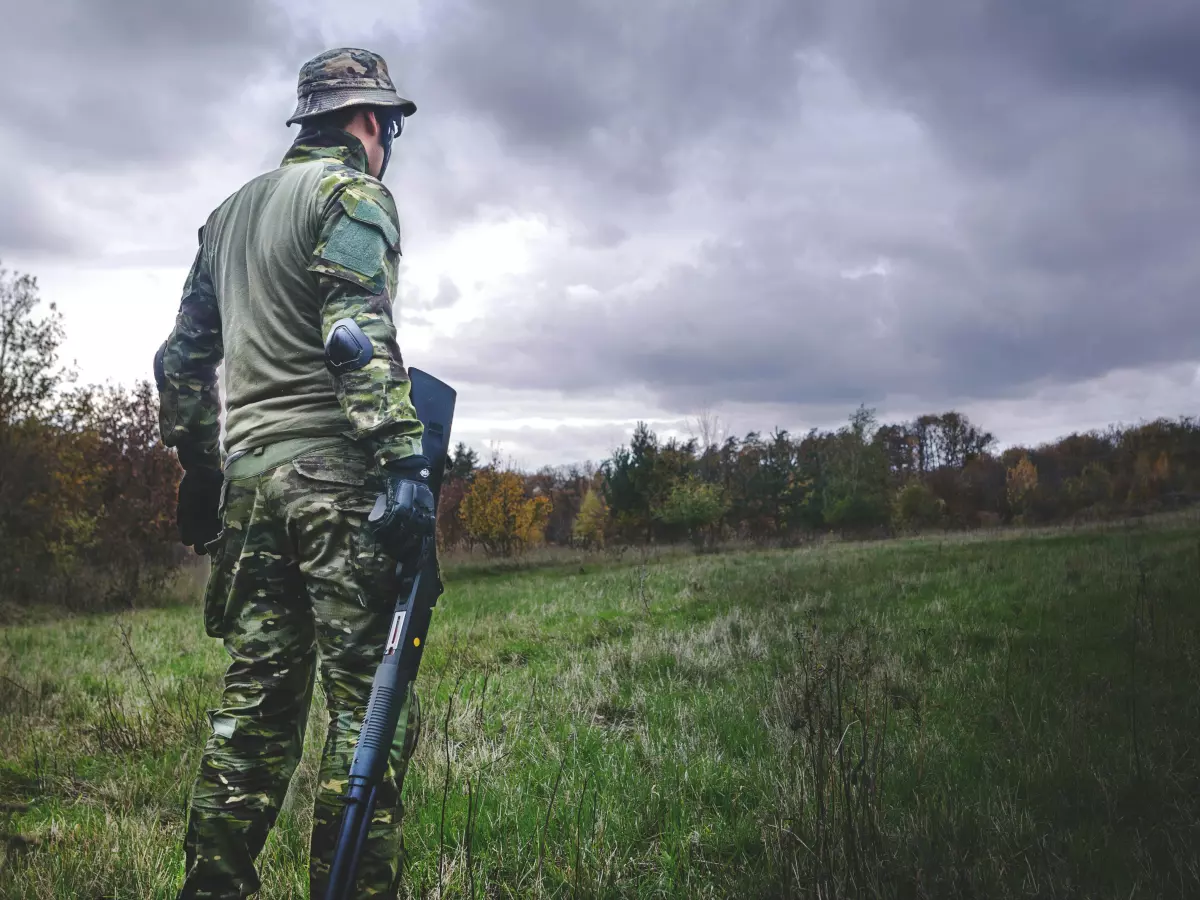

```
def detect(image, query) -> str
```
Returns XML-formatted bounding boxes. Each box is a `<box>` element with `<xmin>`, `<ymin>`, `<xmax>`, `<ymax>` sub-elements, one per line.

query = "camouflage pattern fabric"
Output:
<box><xmin>179</xmin><ymin>449</ymin><xmax>420</xmax><ymax>899</ymax></box>
<box><xmin>161</xmin><ymin>46</ymin><xmax>429</xmax><ymax>898</ymax></box>
<box><xmin>287</xmin><ymin>47</ymin><xmax>416</xmax><ymax>126</ymax></box>
<box><xmin>158</xmin><ymin>240</ymin><xmax>222</xmax><ymax>471</ymax></box>
<box><xmin>299</xmin><ymin>133</ymin><xmax>422</xmax><ymax>468</ymax></box>
<box><xmin>158</xmin><ymin>131</ymin><xmax>423</xmax><ymax>469</ymax></box>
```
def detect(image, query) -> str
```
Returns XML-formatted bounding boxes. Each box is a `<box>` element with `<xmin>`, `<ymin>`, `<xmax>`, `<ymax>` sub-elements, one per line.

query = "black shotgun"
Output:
<box><xmin>325</xmin><ymin>368</ymin><xmax>456</xmax><ymax>900</ymax></box>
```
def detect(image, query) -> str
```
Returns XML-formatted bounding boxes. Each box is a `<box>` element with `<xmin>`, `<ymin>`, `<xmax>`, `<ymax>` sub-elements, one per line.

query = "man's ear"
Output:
<box><xmin>364</xmin><ymin>109</ymin><xmax>381</xmax><ymax>139</ymax></box>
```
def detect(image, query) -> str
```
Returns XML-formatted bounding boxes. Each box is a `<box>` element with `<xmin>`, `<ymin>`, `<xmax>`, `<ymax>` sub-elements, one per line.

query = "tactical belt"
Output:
<box><xmin>223</xmin><ymin>435</ymin><xmax>359</xmax><ymax>481</ymax></box>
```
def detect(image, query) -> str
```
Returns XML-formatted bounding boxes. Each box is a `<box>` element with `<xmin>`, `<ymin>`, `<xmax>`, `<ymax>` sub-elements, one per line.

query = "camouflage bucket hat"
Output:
<box><xmin>286</xmin><ymin>48</ymin><xmax>416</xmax><ymax>126</ymax></box>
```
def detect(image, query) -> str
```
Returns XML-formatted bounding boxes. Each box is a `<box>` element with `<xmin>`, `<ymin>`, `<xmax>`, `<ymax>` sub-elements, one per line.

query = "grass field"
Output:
<box><xmin>2</xmin><ymin>517</ymin><xmax>1200</xmax><ymax>898</ymax></box>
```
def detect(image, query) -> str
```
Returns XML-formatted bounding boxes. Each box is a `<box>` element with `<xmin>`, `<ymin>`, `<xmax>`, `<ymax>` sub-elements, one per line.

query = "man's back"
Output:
<box><xmin>158</xmin><ymin>126</ymin><xmax>421</xmax><ymax>476</ymax></box>
<box><xmin>205</xmin><ymin>158</ymin><xmax>347</xmax><ymax>456</ymax></box>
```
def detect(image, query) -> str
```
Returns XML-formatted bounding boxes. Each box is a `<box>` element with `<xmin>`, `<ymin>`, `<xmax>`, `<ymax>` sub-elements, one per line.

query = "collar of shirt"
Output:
<box><xmin>280</xmin><ymin>129</ymin><xmax>370</xmax><ymax>173</ymax></box>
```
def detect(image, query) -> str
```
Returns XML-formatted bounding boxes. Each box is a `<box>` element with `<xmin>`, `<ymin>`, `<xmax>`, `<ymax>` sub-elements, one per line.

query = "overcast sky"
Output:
<box><xmin>3</xmin><ymin>0</ymin><xmax>1198</xmax><ymax>468</ymax></box>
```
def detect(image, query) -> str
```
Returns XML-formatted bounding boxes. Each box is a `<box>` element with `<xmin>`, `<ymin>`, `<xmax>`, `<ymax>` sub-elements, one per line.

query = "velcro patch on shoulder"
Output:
<box><xmin>312</xmin><ymin>186</ymin><xmax>402</xmax><ymax>293</ymax></box>
<box><xmin>323</xmin><ymin>215</ymin><xmax>389</xmax><ymax>282</ymax></box>
<box><xmin>341</xmin><ymin>190</ymin><xmax>401</xmax><ymax>251</ymax></box>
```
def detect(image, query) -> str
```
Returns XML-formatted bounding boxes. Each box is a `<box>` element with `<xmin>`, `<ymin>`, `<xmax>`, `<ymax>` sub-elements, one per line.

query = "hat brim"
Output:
<box><xmin>287</xmin><ymin>87</ymin><xmax>417</xmax><ymax>126</ymax></box>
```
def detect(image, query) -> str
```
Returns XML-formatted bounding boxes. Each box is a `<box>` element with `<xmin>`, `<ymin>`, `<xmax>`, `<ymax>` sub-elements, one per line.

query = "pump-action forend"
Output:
<box><xmin>325</xmin><ymin>367</ymin><xmax>456</xmax><ymax>900</ymax></box>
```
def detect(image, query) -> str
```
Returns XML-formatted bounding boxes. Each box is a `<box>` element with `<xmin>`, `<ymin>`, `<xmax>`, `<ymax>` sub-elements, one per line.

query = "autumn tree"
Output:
<box><xmin>436</xmin><ymin>476</ymin><xmax>470</xmax><ymax>550</ymax></box>
<box><xmin>459</xmin><ymin>467</ymin><xmax>552</xmax><ymax>557</ymax></box>
<box><xmin>954</xmin><ymin>455</ymin><xmax>1008</xmax><ymax>526</ymax></box>
<box><xmin>526</xmin><ymin>464</ymin><xmax>596</xmax><ymax>545</ymax></box>
<box><xmin>434</xmin><ymin>442</ymin><xmax>479</xmax><ymax>550</ymax></box>
<box><xmin>1006</xmin><ymin>454</ymin><xmax>1039</xmax><ymax>523</ymax></box>
<box><xmin>0</xmin><ymin>264</ymin><xmax>181</xmax><ymax>610</ymax></box>
<box><xmin>572</xmin><ymin>488</ymin><xmax>609</xmax><ymax>548</ymax></box>
<box><xmin>78</xmin><ymin>382</ymin><xmax>183</xmax><ymax>603</ymax></box>
<box><xmin>1127</xmin><ymin>451</ymin><xmax>1171</xmax><ymax>510</ymax></box>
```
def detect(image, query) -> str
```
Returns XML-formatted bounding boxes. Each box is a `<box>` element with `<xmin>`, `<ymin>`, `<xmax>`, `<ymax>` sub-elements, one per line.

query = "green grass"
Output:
<box><xmin>3</xmin><ymin>517</ymin><xmax>1200</xmax><ymax>898</ymax></box>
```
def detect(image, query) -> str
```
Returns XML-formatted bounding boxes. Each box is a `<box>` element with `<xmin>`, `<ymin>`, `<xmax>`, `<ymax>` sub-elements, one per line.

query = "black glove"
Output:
<box><xmin>369</xmin><ymin>454</ymin><xmax>436</xmax><ymax>562</ymax></box>
<box><xmin>178</xmin><ymin>466</ymin><xmax>223</xmax><ymax>555</ymax></box>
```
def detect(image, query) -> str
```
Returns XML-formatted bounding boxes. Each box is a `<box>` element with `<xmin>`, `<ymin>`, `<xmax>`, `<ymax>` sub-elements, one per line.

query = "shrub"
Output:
<box><xmin>459</xmin><ymin>467</ymin><xmax>552</xmax><ymax>557</ymax></box>
<box><xmin>892</xmin><ymin>481</ymin><xmax>946</xmax><ymax>532</ymax></box>
<box><xmin>654</xmin><ymin>477</ymin><xmax>728</xmax><ymax>550</ymax></box>
<box><xmin>572</xmin><ymin>488</ymin><xmax>608</xmax><ymax>549</ymax></box>
<box><xmin>1006</xmin><ymin>455</ymin><xmax>1038</xmax><ymax>523</ymax></box>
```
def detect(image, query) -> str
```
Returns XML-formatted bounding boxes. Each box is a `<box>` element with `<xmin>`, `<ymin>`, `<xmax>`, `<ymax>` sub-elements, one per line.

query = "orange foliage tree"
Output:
<box><xmin>0</xmin><ymin>264</ymin><xmax>182</xmax><ymax>612</ymax></box>
<box><xmin>459</xmin><ymin>467</ymin><xmax>552</xmax><ymax>557</ymax></box>
<box><xmin>1006</xmin><ymin>454</ymin><xmax>1039</xmax><ymax>522</ymax></box>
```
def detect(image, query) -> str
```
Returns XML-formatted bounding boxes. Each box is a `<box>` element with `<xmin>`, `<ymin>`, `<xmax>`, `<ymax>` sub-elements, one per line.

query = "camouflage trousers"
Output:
<box><xmin>179</xmin><ymin>448</ymin><xmax>422</xmax><ymax>900</ymax></box>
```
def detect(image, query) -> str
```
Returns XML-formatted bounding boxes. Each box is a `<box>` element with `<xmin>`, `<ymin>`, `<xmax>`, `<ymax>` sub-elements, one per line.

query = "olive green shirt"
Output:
<box><xmin>157</xmin><ymin>132</ymin><xmax>423</xmax><ymax>470</ymax></box>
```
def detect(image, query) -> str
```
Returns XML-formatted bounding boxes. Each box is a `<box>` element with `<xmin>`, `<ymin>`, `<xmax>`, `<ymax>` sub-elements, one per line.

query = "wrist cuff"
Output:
<box><xmin>373</xmin><ymin>434</ymin><xmax>424</xmax><ymax>468</ymax></box>
<box><xmin>384</xmin><ymin>454</ymin><xmax>432</xmax><ymax>480</ymax></box>
<box><xmin>178</xmin><ymin>442</ymin><xmax>221</xmax><ymax>472</ymax></box>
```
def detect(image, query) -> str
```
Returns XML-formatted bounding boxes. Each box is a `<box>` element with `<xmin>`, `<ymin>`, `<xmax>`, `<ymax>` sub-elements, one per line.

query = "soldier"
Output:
<box><xmin>154</xmin><ymin>48</ymin><xmax>435</xmax><ymax>899</ymax></box>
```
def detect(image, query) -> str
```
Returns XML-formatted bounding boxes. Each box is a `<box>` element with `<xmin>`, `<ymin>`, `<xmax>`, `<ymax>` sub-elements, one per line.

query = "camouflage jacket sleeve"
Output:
<box><xmin>309</xmin><ymin>170</ymin><xmax>423</xmax><ymax>467</ymax></box>
<box><xmin>156</xmin><ymin>233</ymin><xmax>223</xmax><ymax>471</ymax></box>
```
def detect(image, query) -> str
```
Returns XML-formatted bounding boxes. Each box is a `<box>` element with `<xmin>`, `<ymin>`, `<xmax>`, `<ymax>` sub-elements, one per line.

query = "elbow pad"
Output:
<box><xmin>153</xmin><ymin>341</ymin><xmax>167</xmax><ymax>390</ymax></box>
<box><xmin>325</xmin><ymin>318</ymin><xmax>374</xmax><ymax>373</ymax></box>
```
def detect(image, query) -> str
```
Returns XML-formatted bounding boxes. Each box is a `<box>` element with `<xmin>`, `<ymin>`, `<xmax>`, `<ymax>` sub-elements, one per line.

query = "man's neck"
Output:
<box><xmin>281</xmin><ymin>129</ymin><xmax>370</xmax><ymax>173</ymax></box>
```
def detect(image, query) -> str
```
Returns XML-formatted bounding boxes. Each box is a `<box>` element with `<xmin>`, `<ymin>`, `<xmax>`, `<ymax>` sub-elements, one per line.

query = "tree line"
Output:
<box><xmin>444</xmin><ymin>406</ymin><xmax>1200</xmax><ymax>555</ymax></box>
<box><xmin>4</xmin><ymin>260</ymin><xmax>1198</xmax><ymax>614</ymax></box>
<box><xmin>0</xmin><ymin>266</ymin><xmax>181</xmax><ymax>615</ymax></box>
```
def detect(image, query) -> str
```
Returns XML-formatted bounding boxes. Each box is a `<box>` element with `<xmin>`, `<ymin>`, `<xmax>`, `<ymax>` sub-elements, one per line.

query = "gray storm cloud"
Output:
<box><xmin>415</xmin><ymin>0</ymin><xmax>1200</xmax><ymax>413</ymax></box>
<box><xmin>0</xmin><ymin>0</ymin><xmax>295</xmax><ymax>168</ymax></box>
<box><xmin>1</xmin><ymin>0</ymin><xmax>1197</xmax><ymax>464</ymax></box>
